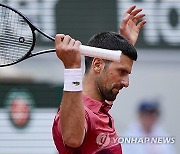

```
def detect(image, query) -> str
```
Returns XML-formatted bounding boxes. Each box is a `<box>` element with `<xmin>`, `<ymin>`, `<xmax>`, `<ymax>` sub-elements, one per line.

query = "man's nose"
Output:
<box><xmin>121</xmin><ymin>76</ymin><xmax>129</xmax><ymax>88</ymax></box>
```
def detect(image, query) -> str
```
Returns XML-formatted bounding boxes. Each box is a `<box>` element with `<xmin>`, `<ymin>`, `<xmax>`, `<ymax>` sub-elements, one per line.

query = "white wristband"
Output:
<box><xmin>64</xmin><ymin>68</ymin><xmax>83</xmax><ymax>91</ymax></box>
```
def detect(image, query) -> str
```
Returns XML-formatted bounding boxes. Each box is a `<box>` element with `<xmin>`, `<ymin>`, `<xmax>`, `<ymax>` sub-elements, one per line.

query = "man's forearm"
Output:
<box><xmin>60</xmin><ymin>91</ymin><xmax>85</xmax><ymax>147</ymax></box>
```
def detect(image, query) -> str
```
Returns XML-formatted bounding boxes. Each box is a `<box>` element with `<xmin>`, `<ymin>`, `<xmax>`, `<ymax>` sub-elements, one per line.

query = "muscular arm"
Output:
<box><xmin>55</xmin><ymin>34</ymin><xmax>85</xmax><ymax>148</ymax></box>
<box><xmin>60</xmin><ymin>91</ymin><xmax>85</xmax><ymax>147</ymax></box>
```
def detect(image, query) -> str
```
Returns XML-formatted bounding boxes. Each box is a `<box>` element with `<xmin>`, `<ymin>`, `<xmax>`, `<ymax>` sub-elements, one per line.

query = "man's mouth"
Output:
<box><xmin>113</xmin><ymin>85</ymin><xmax>124</xmax><ymax>93</ymax></box>
<box><xmin>114</xmin><ymin>87</ymin><xmax>123</xmax><ymax>93</ymax></box>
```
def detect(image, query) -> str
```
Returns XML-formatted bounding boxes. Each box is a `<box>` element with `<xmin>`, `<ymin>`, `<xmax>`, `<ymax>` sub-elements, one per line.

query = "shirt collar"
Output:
<box><xmin>83</xmin><ymin>95</ymin><xmax>112</xmax><ymax>113</ymax></box>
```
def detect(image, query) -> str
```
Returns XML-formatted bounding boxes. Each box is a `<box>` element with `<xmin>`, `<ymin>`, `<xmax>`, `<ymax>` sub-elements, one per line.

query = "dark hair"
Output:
<box><xmin>138</xmin><ymin>101</ymin><xmax>160</xmax><ymax>115</ymax></box>
<box><xmin>85</xmin><ymin>31</ymin><xmax>137</xmax><ymax>74</ymax></box>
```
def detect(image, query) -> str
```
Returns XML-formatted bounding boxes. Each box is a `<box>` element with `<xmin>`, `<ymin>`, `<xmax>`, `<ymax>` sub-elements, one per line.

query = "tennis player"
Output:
<box><xmin>52</xmin><ymin>5</ymin><xmax>146</xmax><ymax>154</ymax></box>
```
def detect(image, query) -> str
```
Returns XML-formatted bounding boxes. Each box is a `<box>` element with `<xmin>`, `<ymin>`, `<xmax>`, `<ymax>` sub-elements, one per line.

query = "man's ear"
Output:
<box><xmin>92</xmin><ymin>58</ymin><xmax>105</xmax><ymax>73</ymax></box>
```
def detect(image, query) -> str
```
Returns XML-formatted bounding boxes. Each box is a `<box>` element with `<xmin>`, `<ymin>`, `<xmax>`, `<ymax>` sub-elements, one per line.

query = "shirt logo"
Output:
<box><xmin>96</xmin><ymin>133</ymin><xmax>111</xmax><ymax>148</ymax></box>
<box><xmin>72</xmin><ymin>81</ymin><xmax>80</xmax><ymax>86</ymax></box>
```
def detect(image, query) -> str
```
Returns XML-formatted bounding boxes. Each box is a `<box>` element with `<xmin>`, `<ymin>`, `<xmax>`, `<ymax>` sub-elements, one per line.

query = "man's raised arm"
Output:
<box><xmin>55</xmin><ymin>34</ymin><xmax>85</xmax><ymax>148</ymax></box>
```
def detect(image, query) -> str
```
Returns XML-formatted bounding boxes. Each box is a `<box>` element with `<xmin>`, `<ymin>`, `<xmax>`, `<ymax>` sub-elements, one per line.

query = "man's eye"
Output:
<box><xmin>121</xmin><ymin>70</ymin><xmax>126</xmax><ymax>74</ymax></box>
<box><xmin>117</xmin><ymin>69</ymin><xmax>129</xmax><ymax>75</ymax></box>
<box><xmin>122</xmin><ymin>70</ymin><xmax>129</xmax><ymax>75</ymax></box>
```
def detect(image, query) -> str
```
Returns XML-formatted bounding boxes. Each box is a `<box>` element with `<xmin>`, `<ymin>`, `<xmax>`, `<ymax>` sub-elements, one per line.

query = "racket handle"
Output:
<box><xmin>79</xmin><ymin>45</ymin><xmax>121</xmax><ymax>62</ymax></box>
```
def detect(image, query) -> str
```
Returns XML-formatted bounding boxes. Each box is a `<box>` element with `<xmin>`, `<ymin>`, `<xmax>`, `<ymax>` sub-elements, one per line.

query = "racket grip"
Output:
<box><xmin>79</xmin><ymin>45</ymin><xmax>121</xmax><ymax>62</ymax></box>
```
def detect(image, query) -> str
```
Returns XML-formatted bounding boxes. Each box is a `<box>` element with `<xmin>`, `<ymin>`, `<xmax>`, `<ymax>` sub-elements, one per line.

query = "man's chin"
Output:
<box><xmin>106</xmin><ymin>95</ymin><xmax>117</xmax><ymax>102</ymax></box>
<box><xmin>103</xmin><ymin>90</ymin><xmax>118</xmax><ymax>102</ymax></box>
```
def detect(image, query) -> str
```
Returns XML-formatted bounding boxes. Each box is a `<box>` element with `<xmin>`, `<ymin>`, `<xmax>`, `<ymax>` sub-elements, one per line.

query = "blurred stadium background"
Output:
<box><xmin>0</xmin><ymin>0</ymin><xmax>180</xmax><ymax>153</ymax></box>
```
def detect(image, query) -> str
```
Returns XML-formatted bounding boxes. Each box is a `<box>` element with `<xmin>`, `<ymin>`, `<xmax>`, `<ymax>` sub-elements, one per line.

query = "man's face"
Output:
<box><xmin>95</xmin><ymin>54</ymin><xmax>133</xmax><ymax>101</ymax></box>
<box><xmin>139</xmin><ymin>111</ymin><xmax>159</xmax><ymax>133</ymax></box>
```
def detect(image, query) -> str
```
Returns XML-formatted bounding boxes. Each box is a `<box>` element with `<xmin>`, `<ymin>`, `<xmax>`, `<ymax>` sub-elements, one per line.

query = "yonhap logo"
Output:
<box><xmin>96</xmin><ymin>133</ymin><xmax>111</xmax><ymax>148</ymax></box>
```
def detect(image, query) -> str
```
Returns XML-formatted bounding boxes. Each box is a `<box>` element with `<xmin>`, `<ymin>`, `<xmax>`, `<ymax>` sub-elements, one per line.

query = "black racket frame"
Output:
<box><xmin>0</xmin><ymin>3</ymin><xmax>55</xmax><ymax>67</ymax></box>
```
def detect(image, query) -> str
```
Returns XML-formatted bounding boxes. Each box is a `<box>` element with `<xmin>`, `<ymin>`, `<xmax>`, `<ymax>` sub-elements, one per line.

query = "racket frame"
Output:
<box><xmin>0</xmin><ymin>3</ymin><xmax>55</xmax><ymax>67</ymax></box>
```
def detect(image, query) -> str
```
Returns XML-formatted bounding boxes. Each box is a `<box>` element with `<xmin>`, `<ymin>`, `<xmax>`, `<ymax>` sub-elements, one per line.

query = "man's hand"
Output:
<box><xmin>55</xmin><ymin>34</ymin><xmax>82</xmax><ymax>68</ymax></box>
<box><xmin>120</xmin><ymin>5</ymin><xmax>146</xmax><ymax>45</ymax></box>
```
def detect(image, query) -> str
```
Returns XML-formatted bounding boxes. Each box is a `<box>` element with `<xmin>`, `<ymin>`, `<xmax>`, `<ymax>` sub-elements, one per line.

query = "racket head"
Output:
<box><xmin>0</xmin><ymin>3</ymin><xmax>36</xmax><ymax>67</ymax></box>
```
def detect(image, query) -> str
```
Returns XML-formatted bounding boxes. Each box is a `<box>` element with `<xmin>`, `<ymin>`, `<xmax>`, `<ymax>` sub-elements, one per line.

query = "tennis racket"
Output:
<box><xmin>0</xmin><ymin>3</ymin><xmax>122</xmax><ymax>67</ymax></box>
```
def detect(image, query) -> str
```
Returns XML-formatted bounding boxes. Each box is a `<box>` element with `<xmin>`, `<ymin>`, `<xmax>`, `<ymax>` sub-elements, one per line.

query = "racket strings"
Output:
<box><xmin>0</xmin><ymin>5</ymin><xmax>33</xmax><ymax>66</ymax></box>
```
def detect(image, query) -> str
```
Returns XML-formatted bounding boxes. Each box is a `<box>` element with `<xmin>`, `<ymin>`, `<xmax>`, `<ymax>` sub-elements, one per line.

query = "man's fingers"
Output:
<box><xmin>132</xmin><ymin>14</ymin><xmax>145</xmax><ymax>23</ymax></box>
<box><xmin>137</xmin><ymin>20</ymin><xmax>147</xmax><ymax>30</ymax></box>
<box><xmin>55</xmin><ymin>34</ymin><xmax>65</xmax><ymax>47</ymax></box>
<box><xmin>134</xmin><ymin>14</ymin><xmax>145</xmax><ymax>21</ymax></box>
<box><xmin>123</xmin><ymin>6</ymin><xmax>145</xmax><ymax>24</ymax></box>
<box><xmin>69</xmin><ymin>39</ymin><xmax>76</xmax><ymax>47</ymax></box>
<box><xmin>63</xmin><ymin>35</ymin><xmax>71</xmax><ymax>45</ymax></box>
<box><xmin>74</xmin><ymin>40</ymin><xmax>82</xmax><ymax>49</ymax></box>
<box><xmin>126</xmin><ymin>5</ymin><xmax>136</xmax><ymax>14</ymax></box>
<box><xmin>130</xmin><ymin>8</ymin><xmax>143</xmax><ymax>17</ymax></box>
